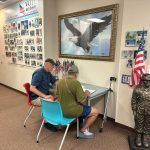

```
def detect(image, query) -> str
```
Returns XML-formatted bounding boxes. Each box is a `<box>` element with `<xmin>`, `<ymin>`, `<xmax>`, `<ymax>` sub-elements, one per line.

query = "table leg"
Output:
<box><xmin>99</xmin><ymin>91</ymin><xmax>110</xmax><ymax>132</ymax></box>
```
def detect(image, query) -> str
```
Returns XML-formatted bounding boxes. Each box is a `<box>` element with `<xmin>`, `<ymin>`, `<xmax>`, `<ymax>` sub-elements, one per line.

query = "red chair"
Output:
<box><xmin>23</xmin><ymin>83</ymin><xmax>35</xmax><ymax>127</ymax></box>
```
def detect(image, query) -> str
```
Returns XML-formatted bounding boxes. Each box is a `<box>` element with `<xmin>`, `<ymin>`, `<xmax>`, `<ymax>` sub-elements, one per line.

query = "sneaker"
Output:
<box><xmin>44</xmin><ymin>123</ymin><xmax>58</xmax><ymax>132</ymax></box>
<box><xmin>79</xmin><ymin>129</ymin><xmax>94</xmax><ymax>139</ymax></box>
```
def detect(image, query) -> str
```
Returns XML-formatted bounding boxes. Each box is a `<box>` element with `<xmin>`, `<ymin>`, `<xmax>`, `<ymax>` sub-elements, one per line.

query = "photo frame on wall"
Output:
<box><xmin>125</xmin><ymin>30</ymin><xmax>147</xmax><ymax>47</ymax></box>
<box><xmin>121</xmin><ymin>50</ymin><xmax>134</xmax><ymax>59</ymax></box>
<box><xmin>58</xmin><ymin>4</ymin><xmax>118</xmax><ymax>61</ymax></box>
<box><xmin>2</xmin><ymin>0</ymin><xmax>43</xmax><ymax>67</ymax></box>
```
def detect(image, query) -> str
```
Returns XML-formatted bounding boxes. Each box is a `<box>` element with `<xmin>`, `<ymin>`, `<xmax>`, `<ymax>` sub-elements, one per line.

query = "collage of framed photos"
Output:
<box><xmin>120</xmin><ymin>30</ymin><xmax>148</xmax><ymax>85</ymax></box>
<box><xmin>121</xmin><ymin>30</ymin><xmax>148</xmax><ymax>68</ymax></box>
<box><xmin>3</xmin><ymin>16</ymin><xmax>43</xmax><ymax>67</ymax></box>
<box><xmin>125</xmin><ymin>30</ymin><xmax>147</xmax><ymax>47</ymax></box>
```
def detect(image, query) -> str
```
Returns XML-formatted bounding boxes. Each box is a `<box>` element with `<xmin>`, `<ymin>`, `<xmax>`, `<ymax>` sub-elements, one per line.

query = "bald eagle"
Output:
<box><xmin>64</xmin><ymin>15</ymin><xmax>112</xmax><ymax>53</ymax></box>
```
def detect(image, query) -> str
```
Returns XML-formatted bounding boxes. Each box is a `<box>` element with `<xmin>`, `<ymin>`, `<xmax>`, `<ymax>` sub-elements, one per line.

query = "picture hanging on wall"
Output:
<box><xmin>37</xmin><ymin>61</ymin><xmax>43</xmax><ymax>67</ymax></box>
<box><xmin>31</xmin><ymin>60</ymin><xmax>36</xmax><ymax>67</ymax></box>
<box><xmin>18</xmin><ymin>23</ymin><xmax>21</xmax><ymax>30</ymax></box>
<box><xmin>121</xmin><ymin>74</ymin><xmax>130</xmax><ymax>84</ymax></box>
<box><xmin>6</xmin><ymin>52</ymin><xmax>11</xmax><ymax>57</ymax></box>
<box><xmin>30</xmin><ymin>30</ymin><xmax>35</xmax><ymax>36</ymax></box>
<box><xmin>30</xmin><ymin>53</ymin><xmax>36</xmax><ymax>59</ymax></box>
<box><xmin>37</xmin><ymin>46</ymin><xmax>42</xmax><ymax>52</ymax></box>
<box><xmin>31</xmin><ymin>46</ymin><xmax>35</xmax><ymax>52</ymax></box>
<box><xmin>3</xmin><ymin>13</ymin><xmax>43</xmax><ymax>66</ymax></box>
<box><xmin>39</xmin><ymin>18</ymin><xmax>42</xmax><ymax>26</ymax></box>
<box><xmin>21</xmin><ymin>29</ymin><xmax>29</xmax><ymax>36</ymax></box>
<box><xmin>37</xmin><ymin>54</ymin><xmax>43</xmax><ymax>60</ymax></box>
<box><xmin>121</xmin><ymin>50</ymin><xmax>134</xmax><ymax>59</ymax></box>
<box><xmin>58</xmin><ymin>4</ymin><xmax>119</xmax><ymax>61</ymax></box>
<box><xmin>34</xmin><ymin>18</ymin><xmax>39</xmax><ymax>28</ymax></box>
<box><xmin>2</xmin><ymin>0</ymin><xmax>44</xmax><ymax>66</ymax></box>
<box><xmin>24</xmin><ymin>46</ymin><xmax>29</xmax><ymax>52</ymax></box>
<box><xmin>17</xmin><ymin>46</ymin><xmax>23</xmax><ymax>51</ymax></box>
<box><xmin>12</xmin><ymin>57</ymin><xmax>17</xmax><ymax>64</ymax></box>
<box><xmin>36</xmin><ymin>37</ymin><xmax>42</xmax><ymax>44</ymax></box>
<box><xmin>25</xmin><ymin>38</ymin><xmax>34</xmax><ymax>45</ymax></box>
<box><xmin>12</xmin><ymin>52</ymin><xmax>17</xmax><ymax>57</ymax></box>
<box><xmin>10</xmin><ymin>46</ymin><xmax>15</xmax><ymax>51</ymax></box>
<box><xmin>17</xmin><ymin>39</ymin><xmax>23</xmax><ymax>45</ymax></box>
<box><xmin>125</xmin><ymin>30</ymin><xmax>147</xmax><ymax>47</ymax></box>
<box><xmin>24</xmin><ymin>53</ymin><xmax>30</xmax><ymax>59</ymax></box>
<box><xmin>25</xmin><ymin>59</ymin><xmax>30</xmax><ymax>65</ymax></box>
<box><xmin>5</xmin><ymin>46</ymin><xmax>8</xmax><ymax>51</ymax></box>
<box><xmin>36</xmin><ymin>29</ymin><xmax>42</xmax><ymax>36</ymax></box>
<box><xmin>21</xmin><ymin>20</ymin><xmax>28</xmax><ymax>30</ymax></box>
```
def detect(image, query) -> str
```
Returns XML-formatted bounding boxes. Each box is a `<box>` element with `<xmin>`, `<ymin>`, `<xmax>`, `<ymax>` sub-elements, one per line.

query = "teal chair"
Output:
<box><xmin>36</xmin><ymin>98</ymin><xmax>79</xmax><ymax>150</ymax></box>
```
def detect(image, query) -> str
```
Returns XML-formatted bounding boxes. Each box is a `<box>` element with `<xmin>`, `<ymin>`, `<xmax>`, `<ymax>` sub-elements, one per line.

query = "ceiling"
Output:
<box><xmin>0</xmin><ymin>0</ymin><xmax>21</xmax><ymax>10</ymax></box>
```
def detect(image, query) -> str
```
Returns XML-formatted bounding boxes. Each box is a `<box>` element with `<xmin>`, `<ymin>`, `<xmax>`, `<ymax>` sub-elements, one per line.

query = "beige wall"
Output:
<box><xmin>0</xmin><ymin>0</ymin><xmax>150</xmax><ymax>127</ymax></box>
<box><xmin>0</xmin><ymin>0</ymin><xmax>56</xmax><ymax>92</ymax></box>
<box><xmin>0</xmin><ymin>2</ymin><xmax>36</xmax><ymax>92</ymax></box>
<box><xmin>55</xmin><ymin>0</ymin><xmax>150</xmax><ymax>127</ymax></box>
<box><xmin>56</xmin><ymin>0</ymin><xmax>124</xmax><ymax>119</ymax></box>
<box><xmin>44</xmin><ymin>0</ymin><xmax>57</xmax><ymax>59</ymax></box>
<box><xmin>116</xmin><ymin>0</ymin><xmax>150</xmax><ymax>127</ymax></box>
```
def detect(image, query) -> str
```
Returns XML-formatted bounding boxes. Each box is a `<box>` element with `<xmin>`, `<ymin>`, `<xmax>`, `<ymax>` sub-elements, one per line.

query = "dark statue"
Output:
<box><xmin>131</xmin><ymin>73</ymin><xmax>150</xmax><ymax>148</ymax></box>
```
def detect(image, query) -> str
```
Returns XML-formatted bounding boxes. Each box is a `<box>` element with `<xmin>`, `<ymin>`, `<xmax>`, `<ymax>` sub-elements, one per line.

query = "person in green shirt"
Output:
<box><xmin>56</xmin><ymin>64</ymin><xmax>98</xmax><ymax>138</ymax></box>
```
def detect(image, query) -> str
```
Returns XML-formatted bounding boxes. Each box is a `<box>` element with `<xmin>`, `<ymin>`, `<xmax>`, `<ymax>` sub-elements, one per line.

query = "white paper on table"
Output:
<box><xmin>82</xmin><ymin>86</ymin><xmax>95</xmax><ymax>94</ymax></box>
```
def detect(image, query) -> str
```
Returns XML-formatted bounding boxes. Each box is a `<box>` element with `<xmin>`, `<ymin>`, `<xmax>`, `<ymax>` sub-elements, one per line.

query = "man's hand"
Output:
<box><xmin>44</xmin><ymin>95</ymin><xmax>54</xmax><ymax>101</ymax></box>
<box><xmin>85</xmin><ymin>90</ymin><xmax>91</xmax><ymax>96</ymax></box>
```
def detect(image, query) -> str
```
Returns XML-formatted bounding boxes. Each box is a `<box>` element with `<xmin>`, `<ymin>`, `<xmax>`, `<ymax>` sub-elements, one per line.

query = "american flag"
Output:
<box><xmin>19</xmin><ymin>4</ymin><xmax>25</xmax><ymax>14</ymax></box>
<box><xmin>129</xmin><ymin>31</ymin><xmax>145</xmax><ymax>86</ymax></box>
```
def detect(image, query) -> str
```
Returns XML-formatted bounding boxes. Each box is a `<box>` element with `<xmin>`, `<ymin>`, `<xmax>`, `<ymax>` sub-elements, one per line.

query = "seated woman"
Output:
<box><xmin>56</xmin><ymin>64</ymin><xmax>99</xmax><ymax>138</ymax></box>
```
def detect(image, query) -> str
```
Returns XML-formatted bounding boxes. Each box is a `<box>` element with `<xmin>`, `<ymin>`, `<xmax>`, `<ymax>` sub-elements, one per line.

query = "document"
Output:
<box><xmin>82</xmin><ymin>86</ymin><xmax>95</xmax><ymax>94</ymax></box>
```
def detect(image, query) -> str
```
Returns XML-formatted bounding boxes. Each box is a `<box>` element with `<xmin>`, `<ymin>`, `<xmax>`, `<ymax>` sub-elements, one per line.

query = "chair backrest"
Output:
<box><xmin>40</xmin><ymin>98</ymin><xmax>63</xmax><ymax>125</ymax></box>
<box><xmin>23</xmin><ymin>83</ymin><xmax>31</xmax><ymax>106</ymax></box>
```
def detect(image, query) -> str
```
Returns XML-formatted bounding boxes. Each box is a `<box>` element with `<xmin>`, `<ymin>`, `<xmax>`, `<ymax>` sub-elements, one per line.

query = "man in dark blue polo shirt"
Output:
<box><xmin>30</xmin><ymin>58</ymin><xmax>58</xmax><ymax>131</ymax></box>
<box><xmin>30</xmin><ymin>58</ymin><xmax>57</xmax><ymax>106</ymax></box>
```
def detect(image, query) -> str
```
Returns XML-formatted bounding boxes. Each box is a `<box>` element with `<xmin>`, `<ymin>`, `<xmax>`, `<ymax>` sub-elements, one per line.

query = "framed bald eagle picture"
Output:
<box><xmin>58</xmin><ymin>4</ymin><xmax>118</xmax><ymax>61</ymax></box>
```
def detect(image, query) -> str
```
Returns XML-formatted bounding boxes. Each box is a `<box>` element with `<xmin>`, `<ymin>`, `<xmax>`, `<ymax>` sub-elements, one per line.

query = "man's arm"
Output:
<box><xmin>79</xmin><ymin>90</ymin><xmax>91</xmax><ymax>104</ymax></box>
<box><xmin>31</xmin><ymin>70</ymin><xmax>54</xmax><ymax>100</ymax></box>
<box><xmin>30</xmin><ymin>85</ymin><xmax>53</xmax><ymax>100</ymax></box>
<box><xmin>75</xmin><ymin>81</ymin><xmax>91</xmax><ymax>104</ymax></box>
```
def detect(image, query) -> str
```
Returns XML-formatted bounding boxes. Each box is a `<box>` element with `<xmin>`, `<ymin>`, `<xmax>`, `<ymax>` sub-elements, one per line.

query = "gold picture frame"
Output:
<box><xmin>58</xmin><ymin>4</ymin><xmax>119</xmax><ymax>61</ymax></box>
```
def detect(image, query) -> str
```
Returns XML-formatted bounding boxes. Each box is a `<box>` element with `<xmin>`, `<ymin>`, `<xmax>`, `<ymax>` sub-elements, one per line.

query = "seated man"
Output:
<box><xmin>56</xmin><ymin>64</ymin><xmax>99</xmax><ymax>138</ymax></box>
<box><xmin>30</xmin><ymin>58</ymin><xmax>58</xmax><ymax>131</ymax></box>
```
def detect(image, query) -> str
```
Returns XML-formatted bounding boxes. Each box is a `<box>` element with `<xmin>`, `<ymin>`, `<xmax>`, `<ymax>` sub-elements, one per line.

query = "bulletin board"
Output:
<box><xmin>3</xmin><ymin>0</ymin><xmax>44</xmax><ymax>67</ymax></box>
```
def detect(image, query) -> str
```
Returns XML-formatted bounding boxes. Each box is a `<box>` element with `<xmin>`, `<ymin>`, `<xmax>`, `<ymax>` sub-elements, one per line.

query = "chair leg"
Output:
<box><xmin>36</xmin><ymin>119</ymin><xmax>44</xmax><ymax>143</ymax></box>
<box><xmin>24</xmin><ymin>106</ymin><xmax>35</xmax><ymax>127</ymax></box>
<box><xmin>27</xmin><ymin>106</ymin><xmax>33</xmax><ymax>115</ymax></box>
<box><xmin>77</xmin><ymin>118</ymin><xmax>79</xmax><ymax>138</ymax></box>
<box><xmin>59</xmin><ymin>124</ymin><xmax>70</xmax><ymax>150</ymax></box>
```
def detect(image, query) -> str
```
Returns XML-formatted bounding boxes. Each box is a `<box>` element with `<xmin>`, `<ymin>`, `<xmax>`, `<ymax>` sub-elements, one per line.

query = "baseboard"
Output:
<box><xmin>99</xmin><ymin>114</ymin><xmax>115</xmax><ymax>122</ymax></box>
<box><xmin>0</xmin><ymin>83</ymin><xmax>26</xmax><ymax>95</ymax></box>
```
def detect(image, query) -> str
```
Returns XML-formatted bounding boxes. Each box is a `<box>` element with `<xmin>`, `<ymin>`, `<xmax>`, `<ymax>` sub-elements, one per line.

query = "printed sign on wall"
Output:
<box><xmin>5</xmin><ymin>0</ymin><xmax>38</xmax><ymax>21</ymax></box>
<box><xmin>121</xmin><ymin>74</ymin><xmax>130</xmax><ymax>84</ymax></box>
